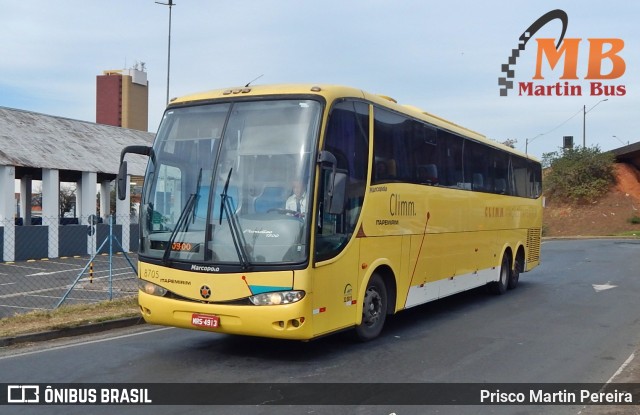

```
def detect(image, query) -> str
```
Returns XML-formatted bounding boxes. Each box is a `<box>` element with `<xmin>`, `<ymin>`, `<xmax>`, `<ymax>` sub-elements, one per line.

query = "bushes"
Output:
<box><xmin>542</xmin><ymin>146</ymin><xmax>615</xmax><ymax>203</ymax></box>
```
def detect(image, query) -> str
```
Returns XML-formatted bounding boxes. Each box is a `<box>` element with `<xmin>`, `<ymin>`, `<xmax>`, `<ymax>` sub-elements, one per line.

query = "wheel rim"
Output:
<box><xmin>363</xmin><ymin>286</ymin><xmax>383</xmax><ymax>327</ymax></box>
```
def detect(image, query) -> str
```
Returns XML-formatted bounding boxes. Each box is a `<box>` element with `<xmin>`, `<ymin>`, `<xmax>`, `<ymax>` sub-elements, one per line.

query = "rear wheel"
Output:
<box><xmin>489</xmin><ymin>254</ymin><xmax>510</xmax><ymax>295</ymax></box>
<box><xmin>508</xmin><ymin>255</ymin><xmax>521</xmax><ymax>289</ymax></box>
<box><xmin>355</xmin><ymin>274</ymin><xmax>388</xmax><ymax>341</ymax></box>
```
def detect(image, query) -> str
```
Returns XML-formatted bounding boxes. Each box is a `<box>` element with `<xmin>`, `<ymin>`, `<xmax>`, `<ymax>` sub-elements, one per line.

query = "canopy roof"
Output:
<box><xmin>0</xmin><ymin>106</ymin><xmax>154</xmax><ymax>181</ymax></box>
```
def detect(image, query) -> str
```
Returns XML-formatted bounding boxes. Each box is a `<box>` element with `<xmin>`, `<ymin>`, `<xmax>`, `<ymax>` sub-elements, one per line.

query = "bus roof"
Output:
<box><xmin>169</xmin><ymin>84</ymin><xmax>538</xmax><ymax>162</ymax></box>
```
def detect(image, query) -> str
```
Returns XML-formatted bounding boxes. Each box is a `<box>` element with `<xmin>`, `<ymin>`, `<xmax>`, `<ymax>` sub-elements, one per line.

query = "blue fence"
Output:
<box><xmin>1</xmin><ymin>215</ymin><xmax>139</xmax><ymax>262</ymax></box>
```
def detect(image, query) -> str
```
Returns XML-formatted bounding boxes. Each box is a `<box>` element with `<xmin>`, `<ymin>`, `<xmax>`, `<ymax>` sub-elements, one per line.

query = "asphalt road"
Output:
<box><xmin>1</xmin><ymin>239</ymin><xmax>639</xmax><ymax>415</ymax></box>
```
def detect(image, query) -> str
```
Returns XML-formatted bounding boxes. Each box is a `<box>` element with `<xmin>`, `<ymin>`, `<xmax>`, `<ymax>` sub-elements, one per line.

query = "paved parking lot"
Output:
<box><xmin>0</xmin><ymin>253</ymin><xmax>138</xmax><ymax>318</ymax></box>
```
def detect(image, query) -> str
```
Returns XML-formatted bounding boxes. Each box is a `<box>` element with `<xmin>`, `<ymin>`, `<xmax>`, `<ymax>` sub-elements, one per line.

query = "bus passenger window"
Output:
<box><xmin>417</xmin><ymin>164</ymin><xmax>438</xmax><ymax>185</ymax></box>
<box><xmin>494</xmin><ymin>178</ymin><xmax>507</xmax><ymax>194</ymax></box>
<box><xmin>472</xmin><ymin>173</ymin><xmax>484</xmax><ymax>191</ymax></box>
<box><xmin>375</xmin><ymin>161</ymin><xmax>389</xmax><ymax>180</ymax></box>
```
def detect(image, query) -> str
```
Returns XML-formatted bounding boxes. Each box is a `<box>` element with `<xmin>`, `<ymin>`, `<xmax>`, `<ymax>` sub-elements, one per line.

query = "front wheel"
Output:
<box><xmin>355</xmin><ymin>274</ymin><xmax>388</xmax><ymax>341</ymax></box>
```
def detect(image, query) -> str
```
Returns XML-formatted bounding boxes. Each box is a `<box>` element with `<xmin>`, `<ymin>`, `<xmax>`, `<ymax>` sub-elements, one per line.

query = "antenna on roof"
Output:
<box><xmin>245</xmin><ymin>74</ymin><xmax>264</xmax><ymax>87</ymax></box>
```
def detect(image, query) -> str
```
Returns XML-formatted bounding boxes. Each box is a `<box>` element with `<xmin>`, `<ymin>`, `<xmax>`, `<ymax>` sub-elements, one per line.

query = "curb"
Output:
<box><xmin>0</xmin><ymin>317</ymin><xmax>145</xmax><ymax>348</ymax></box>
<box><xmin>542</xmin><ymin>236</ymin><xmax>640</xmax><ymax>241</ymax></box>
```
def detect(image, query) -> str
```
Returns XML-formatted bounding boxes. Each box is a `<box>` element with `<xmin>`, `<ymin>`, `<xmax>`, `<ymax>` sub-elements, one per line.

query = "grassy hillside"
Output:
<box><xmin>544</xmin><ymin>163</ymin><xmax>640</xmax><ymax>237</ymax></box>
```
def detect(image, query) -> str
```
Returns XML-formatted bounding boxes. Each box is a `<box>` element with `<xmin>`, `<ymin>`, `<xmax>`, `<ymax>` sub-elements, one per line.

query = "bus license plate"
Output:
<box><xmin>191</xmin><ymin>313</ymin><xmax>220</xmax><ymax>328</ymax></box>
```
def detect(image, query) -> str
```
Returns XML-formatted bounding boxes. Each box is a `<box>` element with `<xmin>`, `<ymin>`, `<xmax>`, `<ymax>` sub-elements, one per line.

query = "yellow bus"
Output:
<box><xmin>118</xmin><ymin>84</ymin><xmax>542</xmax><ymax>341</ymax></box>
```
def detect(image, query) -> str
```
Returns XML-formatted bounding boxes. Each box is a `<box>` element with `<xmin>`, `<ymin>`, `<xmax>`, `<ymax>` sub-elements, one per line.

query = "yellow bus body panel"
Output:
<box><xmin>358</xmin><ymin>182</ymin><xmax>542</xmax><ymax>310</ymax></box>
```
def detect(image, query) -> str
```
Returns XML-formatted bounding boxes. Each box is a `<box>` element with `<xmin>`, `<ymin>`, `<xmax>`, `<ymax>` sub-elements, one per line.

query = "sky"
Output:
<box><xmin>1</xmin><ymin>0</ymin><xmax>638</xmax><ymax>160</ymax></box>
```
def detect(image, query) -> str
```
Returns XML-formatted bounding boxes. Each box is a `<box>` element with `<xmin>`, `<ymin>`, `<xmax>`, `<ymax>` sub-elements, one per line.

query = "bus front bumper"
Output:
<box><xmin>138</xmin><ymin>290</ymin><xmax>314</xmax><ymax>340</ymax></box>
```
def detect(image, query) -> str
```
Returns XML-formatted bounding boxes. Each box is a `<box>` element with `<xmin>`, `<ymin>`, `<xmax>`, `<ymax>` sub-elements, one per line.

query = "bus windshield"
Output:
<box><xmin>140</xmin><ymin>99</ymin><xmax>322</xmax><ymax>267</ymax></box>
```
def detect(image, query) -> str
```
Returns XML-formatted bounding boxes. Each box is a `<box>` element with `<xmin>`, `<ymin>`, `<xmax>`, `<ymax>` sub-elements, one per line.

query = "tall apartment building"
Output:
<box><xmin>96</xmin><ymin>68</ymin><xmax>149</xmax><ymax>131</ymax></box>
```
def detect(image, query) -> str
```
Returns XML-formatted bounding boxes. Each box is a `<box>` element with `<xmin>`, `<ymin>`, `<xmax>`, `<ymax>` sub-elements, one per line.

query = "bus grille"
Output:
<box><xmin>526</xmin><ymin>228</ymin><xmax>541</xmax><ymax>264</ymax></box>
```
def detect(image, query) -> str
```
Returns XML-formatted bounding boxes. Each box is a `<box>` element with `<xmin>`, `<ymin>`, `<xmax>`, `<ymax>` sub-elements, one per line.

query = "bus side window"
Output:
<box><xmin>511</xmin><ymin>156</ymin><xmax>530</xmax><ymax>197</ymax></box>
<box><xmin>417</xmin><ymin>164</ymin><xmax>438</xmax><ymax>185</ymax></box>
<box><xmin>494</xmin><ymin>178</ymin><xmax>507</xmax><ymax>194</ymax></box>
<box><xmin>439</xmin><ymin>131</ymin><xmax>464</xmax><ymax>188</ymax></box>
<box><xmin>472</xmin><ymin>173</ymin><xmax>484</xmax><ymax>191</ymax></box>
<box><xmin>375</xmin><ymin>161</ymin><xmax>389</xmax><ymax>180</ymax></box>
<box><xmin>529</xmin><ymin>161</ymin><xmax>542</xmax><ymax>198</ymax></box>
<box><xmin>464</xmin><ymin>139</ymin><xmax>491</xmax><ymax>192</ymax></box>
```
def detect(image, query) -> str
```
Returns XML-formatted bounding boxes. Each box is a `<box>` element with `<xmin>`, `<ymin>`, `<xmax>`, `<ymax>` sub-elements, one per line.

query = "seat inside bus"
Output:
<box><xmin>254</xmin><ymin>186</ymin><xmax>288</xmax><ymax>213</ymax></box>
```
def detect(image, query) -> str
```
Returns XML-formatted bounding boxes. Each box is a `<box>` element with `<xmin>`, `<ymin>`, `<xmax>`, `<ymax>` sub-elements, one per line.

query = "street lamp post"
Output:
<box><xmin>155</xmin><ymin>0</ymin><xmax>175</xmax><ymax>106</ymax></box>
<box><xmin>613</xmin><ymin>135</ymin><xmax>629</xmax><ymax>146</ymax></box>
<box><xmin>582</xmin><ymin>98</ymin><xmax>608</xmax><ymax>148</ymax></box>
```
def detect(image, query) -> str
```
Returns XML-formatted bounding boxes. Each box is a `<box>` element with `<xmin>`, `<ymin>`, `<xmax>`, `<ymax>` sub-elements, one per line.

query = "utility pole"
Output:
<box><xmin>582</xmin><ymin>104</ymin><xmax>586</xmax><ymax>148</ymax></box>
<box><xmin>155</xmin><ymin>0</ymin><xmax>175</xmax><ymax>106</ymax></box>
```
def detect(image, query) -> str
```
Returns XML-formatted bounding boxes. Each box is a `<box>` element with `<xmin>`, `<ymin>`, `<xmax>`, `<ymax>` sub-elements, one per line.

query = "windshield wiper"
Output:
<box><xmin>162</xmin><ymin>168</ymin><xmax>203</xmax><ymax>264</ymax></box>
<box><xmin>219</xmin><ymin>168</ymin><xmax>251</xmax><ymax>269</ymax></box>
<box><xmin>191</xmin><ymin>167</ymin><xmax>203</xmax><ymax>224</ymax></box>
<box><xmin>218</xmin><ymin>168</ymin><xmax>233</xmax><ymax>225</ymax></box>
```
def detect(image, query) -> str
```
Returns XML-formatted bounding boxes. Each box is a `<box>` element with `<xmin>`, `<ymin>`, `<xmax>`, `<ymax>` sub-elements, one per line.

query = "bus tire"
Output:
<box><xmin>508</xmin><ymin>255</ymin><xmax>521</xmax><ymax>290</ymax></box>
<box><xmin>355</xmin><ymin>273</ymin><xmax>388</xmax><ymax>341</ymax></box>
<box><xmin>489</xmin><ymin>254</ymin><xmax>510</xmax><ymax>295</ymax></box>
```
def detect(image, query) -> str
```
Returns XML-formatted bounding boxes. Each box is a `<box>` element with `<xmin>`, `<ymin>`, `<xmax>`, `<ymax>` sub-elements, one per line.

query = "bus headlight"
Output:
<box><xmin>139</xmin><ymin>279</ymin><xmax>168</xmax><ymax>297</ymax></box>
<box><xmin>249</xmin><ymin>291</ymin><xmax>305</xmax><ymax>306</ymax></box>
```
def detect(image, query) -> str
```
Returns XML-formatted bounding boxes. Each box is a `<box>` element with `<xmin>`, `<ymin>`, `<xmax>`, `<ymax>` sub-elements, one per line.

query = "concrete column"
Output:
<box><xmin>42</xmin><ymin>169</ymin><xmax>59</xmax><ymax>258</ymax></box>
<box><xmin>78</xmin><ymin>172</ymin><xmax>97</xmax><ymax>223</ymax></box>
<box><xmin>20</xmin><ymin>175</ymin><xmax>33</xmax><ymax>226</ymax></box>
<box><xmin>116</xmin><ymin>174</ymin><xmax>130</xmax><ymax>252</ymax></box>
<box><xmin>75</xmin><ymin>179</ymin><xmax>82</xmax><ymax>220</ymax></box>
<box><xmin>80</xmin><ymin>172</ymin><xmax>97</xmax><ymax>254</ymax></box>
<box><xmin>19</xmin><ymin>177</ymin><xmax>26</xmax><ymax>219</ymax></box>
<box><xmin>0</xmin><ymin>166</ymin><xmax>16</xmax><ymax>261</ymax></box>
<box><xmin>100</xmin><ymin>180</ymin><xmax>111</xmax><ymax>222</ymax></box>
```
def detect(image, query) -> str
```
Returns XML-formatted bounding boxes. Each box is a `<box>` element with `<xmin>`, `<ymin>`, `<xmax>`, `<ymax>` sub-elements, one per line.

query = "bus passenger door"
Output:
<box><xmin>312</xmin><ymin>238</ymin><xmax>360</xmax><ymax>336</ymax></box>
<box><xmin>312</xmin><ymin>162</ymin><xmax>361</xmax><ymax>335</ymax></box>
<box><xmin>312</xmin><ymin>99</ymin><xmax>370</xmax><ymax>337</ymax></box>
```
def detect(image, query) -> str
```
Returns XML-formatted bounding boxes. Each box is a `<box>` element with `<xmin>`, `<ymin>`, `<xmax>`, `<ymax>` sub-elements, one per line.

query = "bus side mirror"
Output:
<box><xmin>326</xmin><ymin>171</ymin><xmax>347</xmax><ymax>215</ymax></box>
<box><xmin>117</xmin><ymin>145</ymin><xmax>152</xmax><ymax>201</ymax></box>
<box><xmin>317</xmin><ymin>150</ymin><xmax>346</xmax><ymax>214</ymax></box>
<box><xmin>117</xmin><ymin>161</ymin><xmax>128</xmax><ymax>201</ymax></box>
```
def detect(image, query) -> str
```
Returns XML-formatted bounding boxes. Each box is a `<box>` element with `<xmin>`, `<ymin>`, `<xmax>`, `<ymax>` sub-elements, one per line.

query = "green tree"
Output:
<box><xmin>544</xmin><ymin>146</ymin><xmax>615</xmax><ymax>203</ymax></box>
<box><xmin>59</xmin><ymin>186</ymin><xmax>76</xmax><ymax>217</ymax></box>
<box><xmin>500</xmin><ymin>138</ymin><xmax>517</xmax><ymax>149</ymax></box>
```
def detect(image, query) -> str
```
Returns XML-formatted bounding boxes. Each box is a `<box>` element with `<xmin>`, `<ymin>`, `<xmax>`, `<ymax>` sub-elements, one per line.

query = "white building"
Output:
<box><xmin>0</xmin><ymin>106</ymin><xmax>153</xmax><ymax>261</ymax></box>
